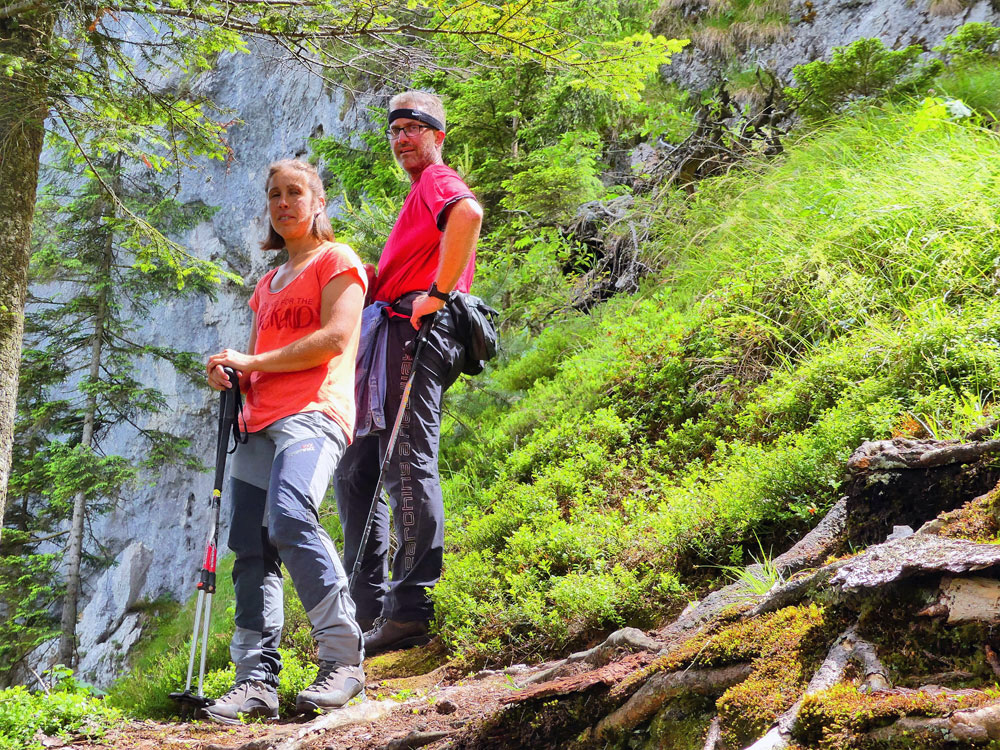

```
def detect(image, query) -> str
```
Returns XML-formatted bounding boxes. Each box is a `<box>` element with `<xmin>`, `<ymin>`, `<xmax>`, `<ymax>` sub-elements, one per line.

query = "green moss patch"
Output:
<box><xmin>365</xmin><ymin>642</ymin><xmax>449</xmax><ymax>682</ymax></box>
<box><xmin>793</xmin><ymin>683</ymin><xmax>998</xmax><ymax>748</ymax></box>
<box><xmin>934</xmin><ymin>480</ymin><xmax>1000</xmax><ymax>543</ymax></box>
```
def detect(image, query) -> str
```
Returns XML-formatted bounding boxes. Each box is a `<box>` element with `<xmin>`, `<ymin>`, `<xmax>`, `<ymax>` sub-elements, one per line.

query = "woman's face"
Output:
<box><xmin>267</xmin><ymin>169</ymin><xmax>323</xmax><ymax>244</ymax></box>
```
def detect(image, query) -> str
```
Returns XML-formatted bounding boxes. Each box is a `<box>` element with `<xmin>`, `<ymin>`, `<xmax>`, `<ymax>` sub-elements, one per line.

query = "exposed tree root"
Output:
<box><xmin>865</xmin><ymin>701</ymin><xmax>1000</xmax><ymax>743</ymax></box>
<box><xmin>703</xmin><ymin>716</ymin><xmax>723</xmax><ymax>750</ymax></box>
<box><xmin>741</xmin><ymin>624</ymin><xmax>889</xmax><ymax>750</ymax></box>
<box><xmin>771</xmin><ymin>498</ymin><xmax>848</xmax><ymax>575</ymax></box>
<box><xmin>232</xmin><ymin>699</ymin><xmax>398</xmax><ymax>750</ymax></box>
<box><xmin>593</xmin><ymin>663</ymin><xmax>753</xmax><ymax>740</ymax></box>
<box><xmin>524</xmin><ymin>627</ymin><xmax>663</xmax><ymax>686</ymax></box>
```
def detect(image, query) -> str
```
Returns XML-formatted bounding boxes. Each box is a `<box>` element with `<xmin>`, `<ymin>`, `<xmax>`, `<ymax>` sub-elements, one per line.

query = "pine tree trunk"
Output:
<box><xmin>0</xmin><ymin>10</ymin><xmax>55</xmax><ymax>537</ymax></box>
<box><xmin>57</xmin><ymin>218</ymin><xmax>112</xmax><ymax>668</ymax></box>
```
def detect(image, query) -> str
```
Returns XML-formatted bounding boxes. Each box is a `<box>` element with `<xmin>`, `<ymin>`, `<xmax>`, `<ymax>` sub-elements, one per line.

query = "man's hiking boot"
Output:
<box><xmin>363</xmin><ymin>617</ymin><xmax>431</xmax><ymax>655</ymax></box>
<box><xmin>295</xmin><ymin>661</ymin><xmax>365</xmax><ymax>713</ymax></box>
<box><xmin>198</xmin><ymin>680</ymin><xmax>279</xmax><ymax>725</ymax></box>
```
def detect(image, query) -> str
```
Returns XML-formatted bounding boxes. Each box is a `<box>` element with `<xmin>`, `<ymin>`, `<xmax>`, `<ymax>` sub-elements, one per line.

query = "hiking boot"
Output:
<box><xmin>363</xmin><ymin>617</ymin><xmax>431</xmax><ymax>655</ymax></box>
<box><xmin>199</xmin><ymin>680</ymin><xmax>278</xmax><ymax>725</ymax></box>
<box><xmin>295</xmin><ymin>661</ymin><xmax>365</xmax><ymax>713</ymax></box>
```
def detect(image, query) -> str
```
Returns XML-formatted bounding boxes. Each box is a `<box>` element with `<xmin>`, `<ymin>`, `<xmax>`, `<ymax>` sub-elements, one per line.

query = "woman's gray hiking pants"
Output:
<box><xmin>227</xmin><ymin>411</ymin><xmax>364</xmax><ymax>686</ymax></box>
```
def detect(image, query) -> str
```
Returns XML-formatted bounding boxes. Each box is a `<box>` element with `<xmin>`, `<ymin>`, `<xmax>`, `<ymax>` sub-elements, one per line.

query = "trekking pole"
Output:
<box><xmin>349</xmin><ymin>314</ymin><xmax>436</xmax><ymax>588</ymax></box>
<box><xmin>170</xmin><ymin>367</ymin><xmax>243</xmax><ymax>710</ymax></box>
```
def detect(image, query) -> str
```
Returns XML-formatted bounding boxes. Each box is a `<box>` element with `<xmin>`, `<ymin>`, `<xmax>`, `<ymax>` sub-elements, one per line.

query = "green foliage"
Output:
<box><xmin>0</xmin><ymin>666</ymin><xmax>122</xmax><ymax>750</ymax></box>
<box><xmin>429</xmin><ymin>75</ymin><xmax>1000</xmax><ymax>663</ymax></box>
<box><xmin>786</xmin><ymin>38</ymin><xmax>942</xmax><ymax>118</ymax></box>
<box><xmin>0</xmin><ymin>533</ymin><xmax>61</xmax><ymax>679</ymax></box>
<box><xmin>934</xmin><ymin>21</ymin><xmax>1000</xmax><ymax>67</ymax></box>
<box><xmin>501</xmin><ymin>132</ymin><xmax>607</xmax><ymax>225</ymax></box>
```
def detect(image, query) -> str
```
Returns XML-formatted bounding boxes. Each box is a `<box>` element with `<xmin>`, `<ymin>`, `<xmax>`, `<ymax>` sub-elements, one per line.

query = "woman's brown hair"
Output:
<box><xmin>260</xmin><ymin>159</ymin><xmax>336</xmax><ymax>250</ymax></box>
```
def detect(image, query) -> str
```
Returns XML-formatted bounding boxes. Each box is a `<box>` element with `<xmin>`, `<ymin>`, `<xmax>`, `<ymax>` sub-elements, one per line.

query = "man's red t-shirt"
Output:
<box><xmin>372</xmin><ymin>164</ymin><xmax>476</xmax><ymax>303</ymax></box>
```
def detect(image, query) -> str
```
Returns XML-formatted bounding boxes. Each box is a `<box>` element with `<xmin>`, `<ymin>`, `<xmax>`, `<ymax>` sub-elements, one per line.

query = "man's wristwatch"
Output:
<box><xmin>427</xmin><ymin>282</ymin><xmax>452</xmax><ymax>302</ymax></box>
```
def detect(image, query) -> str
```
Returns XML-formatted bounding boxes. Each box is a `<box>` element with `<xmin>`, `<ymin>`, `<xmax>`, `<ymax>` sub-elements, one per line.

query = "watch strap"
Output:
<box><xmin>428</xmin><ymin>282</ymin><xmax>452</xmax><ymax>302</ymax></box>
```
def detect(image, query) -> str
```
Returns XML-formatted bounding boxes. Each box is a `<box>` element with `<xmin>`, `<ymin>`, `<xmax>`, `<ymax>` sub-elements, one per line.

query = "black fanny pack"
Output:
<box><xmin>449</xmin><ymin>292</ymin><xmax>500</xmax><ymax>376</ymax></box>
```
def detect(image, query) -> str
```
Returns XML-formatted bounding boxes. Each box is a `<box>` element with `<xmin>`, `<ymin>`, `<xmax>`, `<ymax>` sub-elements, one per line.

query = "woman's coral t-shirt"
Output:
<box><xmin>243</xmin><ymin>242</ymin><xmax>367</xmax><ymax>440</ymax></box>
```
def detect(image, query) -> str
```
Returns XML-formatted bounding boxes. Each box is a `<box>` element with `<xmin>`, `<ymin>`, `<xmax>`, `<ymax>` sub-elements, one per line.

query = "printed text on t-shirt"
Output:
<box><xmin>257</xmin><ymin>298</ymin><xmax>317</xmax><ymax>332</ymax></box>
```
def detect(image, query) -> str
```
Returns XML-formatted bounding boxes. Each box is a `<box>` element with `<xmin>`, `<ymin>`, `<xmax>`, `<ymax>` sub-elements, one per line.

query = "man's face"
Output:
<box><xmin>390</xmin><ymin>117</ymin><xmax>444</xmax><ymax>174</ymax></box>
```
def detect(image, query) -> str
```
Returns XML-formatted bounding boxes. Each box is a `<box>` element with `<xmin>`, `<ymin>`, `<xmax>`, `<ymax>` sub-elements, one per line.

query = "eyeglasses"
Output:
<box><xmin>386</xmin><ymin>124</ymin><xmax>434</xmax><ymax>140</ymax></box>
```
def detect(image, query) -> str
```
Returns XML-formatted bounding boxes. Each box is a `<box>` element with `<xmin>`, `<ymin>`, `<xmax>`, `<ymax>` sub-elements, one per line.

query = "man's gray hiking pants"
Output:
<box><xmin>335</xmin><ymin>305</ymin><xmax>465</xmax><ymax>625</ymax></box>
<box><xmin>228</xmin><ymin>412</ymin><xmax>363</xmax><ymax>686</ymax></box>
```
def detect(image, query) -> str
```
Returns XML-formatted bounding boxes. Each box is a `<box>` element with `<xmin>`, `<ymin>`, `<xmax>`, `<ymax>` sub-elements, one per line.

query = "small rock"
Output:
<box><xmin>886</xmin><ymin>525</ymin><xmax>914</xmax><ymax>541</ymax></box>
<box><xmin>436</xmin><ymin>699</ymin><xmax>458</xmax><ymax>715</ymax></box>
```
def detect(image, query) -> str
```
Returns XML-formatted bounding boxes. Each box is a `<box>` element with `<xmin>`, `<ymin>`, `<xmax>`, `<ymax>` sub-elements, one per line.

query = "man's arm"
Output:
<box><xmin>207</xmin><ymin>272</ymin><xmax>365</xmax><ymax>377</ymax></box>
<box><xmin>410</xmin><ymin>197</ymin><xmax>483</xmax><ymax>329</ymax></box>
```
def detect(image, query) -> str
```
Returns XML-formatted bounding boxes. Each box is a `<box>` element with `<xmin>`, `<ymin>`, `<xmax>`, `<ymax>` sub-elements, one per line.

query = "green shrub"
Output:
<box><xmin>500</xmin><ymin>132</ymin><xmax>606</xmax><ymax>225</ymax></box>
<box><xmin>934</xmin><ymin>22</ymin><xmax>1000</xmax><ymax>67</ymax></box>
<box><xmin>786</xmin><ymin>38</ymin><xmax>942</xmax><ymax>117</ymax></box>
<box><xmin>0</xmin><ymin>667</ymin><xmax>122</xmax><ymax>750</ymax></box>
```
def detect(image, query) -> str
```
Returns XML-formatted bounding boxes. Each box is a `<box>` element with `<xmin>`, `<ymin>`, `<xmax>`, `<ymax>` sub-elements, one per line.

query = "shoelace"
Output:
<box><xmin>366</xmin><ymin>616</ymin><xmax>387</xmax><ymax>635</ymax></box>
<box><xmin>218</xmin><ymin>681</ymin><xmax>252</xmax><ymax>702</ymax></box>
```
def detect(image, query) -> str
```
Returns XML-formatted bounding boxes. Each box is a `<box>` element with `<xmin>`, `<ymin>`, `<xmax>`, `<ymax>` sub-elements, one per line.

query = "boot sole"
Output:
<box><xmin>199</xmin><ymin>708</ymin><xmax>280</xmax><ymax>726</ymax></box>
<box><xmin>296</xmin><ymin>687</ymin><xmax>366</xmax><ymax>715</ymax></box>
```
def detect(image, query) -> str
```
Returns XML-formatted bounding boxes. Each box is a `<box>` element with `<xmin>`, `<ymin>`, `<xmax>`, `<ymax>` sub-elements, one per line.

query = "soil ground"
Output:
<box><xmin>61</xmin><ymin>643</ymin><xmax>537</xmax><ymax>750</ymax></box>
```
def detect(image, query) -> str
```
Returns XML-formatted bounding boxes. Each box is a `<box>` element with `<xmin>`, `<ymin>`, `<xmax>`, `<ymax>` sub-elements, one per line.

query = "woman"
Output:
<box><xmin>203</xmin><ymin>159</ymin><xmax>366</xmax><ymax>723</ymax></box>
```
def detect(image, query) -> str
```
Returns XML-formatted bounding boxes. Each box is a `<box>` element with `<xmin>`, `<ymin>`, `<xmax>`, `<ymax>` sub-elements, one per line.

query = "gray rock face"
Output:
<box><xmin>75</xmin><ymin>542</ymin><xmax>153</xmax><ymax>686</ymax></box>
<box><xmin>663</xmin><ymin>0</ymin><xmax>1000</xmax><ymax>91</ymax></box>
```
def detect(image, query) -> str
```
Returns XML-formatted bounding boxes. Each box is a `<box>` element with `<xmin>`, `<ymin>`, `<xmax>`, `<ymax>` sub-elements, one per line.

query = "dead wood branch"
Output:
<box><xmin>917</xmin><ymin>576</ymin><xmax>1000</xmax><ymax>624</ymax></box>
<box><xmin>848</xmin><ymin>437</ymin><xmax>1000</xmax><ymax>471</ymax></box>
<box><xmin>505</xmin><ymin>652</ymin><xmax>653</xmax><ymax>705</ymax></box>
<box><xmin>233</xmin><ymin>699</ymin><xmax>398</xmax><ymax>750</ymax></box>
<box><xmin>831</xmin><ymin>536</ymin><xmax>1000</xmax><ymax>592</ymax></box>
<box><xmin>748</xmin><ymin>560</ymin><xmax>849</xmax><ymax>617</ymax></box>
<box><xmin>594</xmin><ymin>663</ymin><xmax>753</xmax><ymax>739</ymax></box>
<box><xmin>842</xmin><ymin>437</ymin><xmax>1000</xmax><ymax>546</ymax></box>
<box><xmin>566</xmin><ymin>195</ymin><xmax>653</xmax><ymax>311</ymax></box>
<box><xmin>648</xmin><ymin>78</ymin><xmax>789</xmax><ymax>194</ymax></box>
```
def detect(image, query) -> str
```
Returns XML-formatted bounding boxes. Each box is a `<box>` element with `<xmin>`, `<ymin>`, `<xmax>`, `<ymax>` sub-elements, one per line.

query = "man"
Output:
<box><xmin>334</xmin><ymin>91</ymin><xmax>483</xmax><ymax>654</ymax></box>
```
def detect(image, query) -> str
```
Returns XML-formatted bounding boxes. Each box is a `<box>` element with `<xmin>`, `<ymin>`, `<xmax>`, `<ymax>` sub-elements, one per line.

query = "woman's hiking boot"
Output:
<box><xmin>199</xmin><ymin>680</ymin><xmax>279</xmax><ymax>724</ymax></box>
<box><xmin>295</xmin><ymin>661</ymin><xmax>365</xmax><ymax>713</ymax></box>
<box><xmin>362</xmin><ymin>617</ymin><xmax>431</xmax><ymax>655</ymax></box>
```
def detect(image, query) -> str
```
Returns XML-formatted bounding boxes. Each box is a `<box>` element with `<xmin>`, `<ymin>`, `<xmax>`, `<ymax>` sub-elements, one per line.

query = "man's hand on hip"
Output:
<box><xmin>410</xmin><ymin>293</ymin><xmax>446</xmax><ymax>330</ymax></box>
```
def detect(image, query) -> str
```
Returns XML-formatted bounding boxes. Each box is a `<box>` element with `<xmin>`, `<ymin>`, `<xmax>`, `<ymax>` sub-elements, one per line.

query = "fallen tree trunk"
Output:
<box><xmin>842</xmin><ymin>437</ymin><xmax>1000</xmax><ymax>546</ymax></box>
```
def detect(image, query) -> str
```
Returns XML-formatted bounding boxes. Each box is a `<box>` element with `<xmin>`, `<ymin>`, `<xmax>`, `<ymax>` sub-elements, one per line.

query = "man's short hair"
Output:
<box><xmin>389</xmin><ymin>91</ymin><xmax>446</xmax><ymax>132</ymax></box>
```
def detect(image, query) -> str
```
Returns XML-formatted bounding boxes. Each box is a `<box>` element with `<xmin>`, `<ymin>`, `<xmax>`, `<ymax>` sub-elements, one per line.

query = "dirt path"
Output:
<box><xmin>67</xmin><ymin>649</ymin><xmax>535</xmax><ymax>750</ymax></box>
